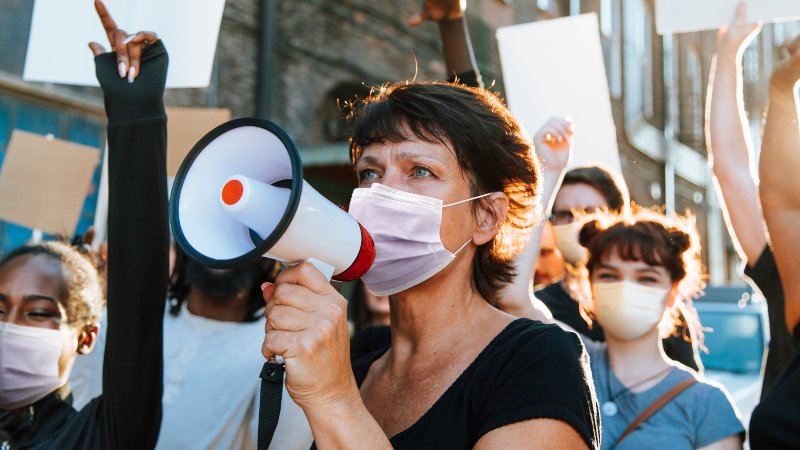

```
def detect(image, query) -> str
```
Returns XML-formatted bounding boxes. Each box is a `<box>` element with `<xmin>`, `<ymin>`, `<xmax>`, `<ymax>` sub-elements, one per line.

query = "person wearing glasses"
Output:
<box><xmin>539</xmin><ymin>164</ymin><xmax>701</xmax><ymax>371</ymax></box>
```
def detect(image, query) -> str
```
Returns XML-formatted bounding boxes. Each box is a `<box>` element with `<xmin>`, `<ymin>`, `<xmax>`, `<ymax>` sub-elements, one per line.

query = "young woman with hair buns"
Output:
<box><xmin>568</xmin><ymin>208</ymin><xmax>744</xmax><ymax>449</ymax></box>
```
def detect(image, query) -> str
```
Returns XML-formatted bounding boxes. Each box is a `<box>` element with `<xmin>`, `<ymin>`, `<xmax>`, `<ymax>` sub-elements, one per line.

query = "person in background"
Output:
<box><xmin>0</xmin><ymin>1</ymin><xmax>168</xmax><ymax>446</ymax></box>
<box><xmin>500</xmin><ymin>143</ymin><xmax>703</xmax><ymax>370</ymax></box>
<box><xmin>705</xmin><ymin>2</ymin><xmax>792</xmax><ymax>397</ymax></box>
<box><xmin>533</xmin><ymin>221</ymin><xmax>565</xmax><ymax>288</ymax></box>
<box><xmin>748</xmin><ymin>32</ymin><xmax>800</xmax><ymax>449</ymax></box>
<box><xmin>70</xmin><ymin>247</ymin><xmax>314</xmax><ymax>450</ymax></box>
<box><xmin>349</xmin><ymin>281</ymin><xmax>392</xmax><ymax>361</ymax></box>
<box><xmin>574</xmin><ymin>209</ymin><xmax>743</xmax><ymax>449</ymax></box>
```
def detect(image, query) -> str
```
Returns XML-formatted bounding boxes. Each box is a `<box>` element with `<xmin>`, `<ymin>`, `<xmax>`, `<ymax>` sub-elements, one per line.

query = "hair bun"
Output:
<box><xmin>666</xmin><ymin>229</ymin><xmax>691</xmax><ymax>254</ymax></box>
<box><xmin>579</xmin><ymin>219</ymin><xmax>603</xmax><ymax>248</ymax></box>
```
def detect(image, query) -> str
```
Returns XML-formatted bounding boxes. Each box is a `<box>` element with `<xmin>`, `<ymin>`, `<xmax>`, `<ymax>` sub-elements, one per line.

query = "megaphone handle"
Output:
<box><xmin>304</xmin><ymin>258</ymin><xmax>335</xmax><ymax>281</ymax></box>
<box><xmin>257</xmin><ymin>258</ymin><xmax>334</xmax><ymax>449</ymax></box>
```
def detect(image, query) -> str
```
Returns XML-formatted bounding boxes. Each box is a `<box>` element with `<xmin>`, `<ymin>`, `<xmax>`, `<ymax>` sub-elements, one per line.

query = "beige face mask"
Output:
<box><xmin>592</xmin><ymin>281</ymin><xmax>669</xmax><ymax>341</ymax></box>
<box><xmin>553</xmin><ymin>222</ymin><xmax>587</xmax><ymax>265</ymax></box>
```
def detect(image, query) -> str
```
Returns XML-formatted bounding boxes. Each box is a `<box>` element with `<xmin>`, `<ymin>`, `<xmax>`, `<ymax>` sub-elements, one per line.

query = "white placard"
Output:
<box><xmin>656</xmin><ymin>0</ymin><xmax>800</xmax><ymax>35</ymax></box>
<box><xmin>497</xmin><ymin>13</ymin><xmax>622</xmax><ymax>174</ymax></box>
<box><xmin>24</xmin><ymin>0</ymin><xmax>226</xmax><ymax>88</ymax></box>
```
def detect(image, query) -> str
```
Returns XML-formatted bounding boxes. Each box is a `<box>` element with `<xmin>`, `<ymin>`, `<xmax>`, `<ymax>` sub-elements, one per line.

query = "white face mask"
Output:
<box><xmin>349</xmin><ymin>183</ymin><xmax>491</xmax><ymax>297</ymax></box>
<box><xmin>0</xmin><ymin>322</ymin><xmax>65</xmax><ymax>410</ymax></box>
<box><xmin>552</xmin><ymin>222</ymin><xmax>587</xmax><ymax>265</ymax></box>
<box><xmin>592</xmin><ymin>281</ymin><xmax>669</xmax><ymax>341</ymax></box>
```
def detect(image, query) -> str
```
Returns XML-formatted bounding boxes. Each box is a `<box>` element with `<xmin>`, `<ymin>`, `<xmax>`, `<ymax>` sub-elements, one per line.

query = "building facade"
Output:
<box><xmin>0</xmin><ymin>0</ymin><xmax>797</xmax><ymax>284</ymax></box>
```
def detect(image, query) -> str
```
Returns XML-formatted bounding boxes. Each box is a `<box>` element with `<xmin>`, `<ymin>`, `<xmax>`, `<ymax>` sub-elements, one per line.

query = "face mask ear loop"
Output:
<box><xmin>453</xmin><ymin>238</ymin><xmax>473</xmax><ymax>256</ymax></box>
<box><xmin>443</xmin><ymin>192</ymin><xmax>494</xmax><ymax>208</ymax></box>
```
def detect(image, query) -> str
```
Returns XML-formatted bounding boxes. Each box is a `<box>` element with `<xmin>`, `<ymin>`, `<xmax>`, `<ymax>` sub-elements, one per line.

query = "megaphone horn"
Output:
<box><xmin>170</xmin><ymin>117</ymin><xmax>375</xmax><ymax>281</ymax></box>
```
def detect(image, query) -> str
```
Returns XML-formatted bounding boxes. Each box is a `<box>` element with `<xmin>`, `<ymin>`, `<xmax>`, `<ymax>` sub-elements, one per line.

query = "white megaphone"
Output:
<box><xmin>169</xmin><ymin>118</ymin><xmax>375</xmax><ymax>281</ymax></box>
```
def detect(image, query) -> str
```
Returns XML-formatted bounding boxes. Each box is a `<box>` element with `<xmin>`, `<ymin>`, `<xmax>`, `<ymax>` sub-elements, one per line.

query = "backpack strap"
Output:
<box><xmin>615</xmin><ymin>377</ymin><xmax>698</xmax><ymax>447</ymax></box>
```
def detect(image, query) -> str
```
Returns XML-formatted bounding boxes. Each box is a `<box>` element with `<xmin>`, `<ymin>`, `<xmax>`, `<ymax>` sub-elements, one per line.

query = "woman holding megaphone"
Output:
<box><xmin>0</xmin><ymin>1</ymin><xmax>168</xmax><ymax>448</ymax></box>
<box><xmin>260</xmin><ymin>83</ymin><xmax>600</xmax><ymax>447</ymax></box>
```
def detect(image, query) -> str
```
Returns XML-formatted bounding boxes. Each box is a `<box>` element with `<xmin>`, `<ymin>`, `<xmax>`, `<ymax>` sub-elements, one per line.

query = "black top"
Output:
<box><xmin>743</xmin><ymin>246</ymin><xmax>795</xmax><ymax>396</ymax></box>
<box><xmin>536</xmin><ymin>281</ymin><xmax>702</xmax><ymax>371</ymax></box>
<box><xmin>342</xmin><ymin>319</ymin><xmax>601</xmax><ymax>449</ymax></box>
<box><xmin>749</xmin><ymin>324</ymin><xmax>800</xmax><ymax>449</ymax></box>
<box><xmin>350</xmin><ymin>325</ymin><xmax>391</xmax><ymax>362</ymax></box>
<box><xmin>1</xmin><ymin>42</ymin><xmax>169</xmax><ymax>449</ymax></box>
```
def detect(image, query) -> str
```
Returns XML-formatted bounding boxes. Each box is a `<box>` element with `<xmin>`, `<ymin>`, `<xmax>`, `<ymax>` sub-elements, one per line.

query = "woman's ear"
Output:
<box><xmin>473</xmin><ymin>192</ymin><xmax>509</xmax><ymax>246</ymax></box>
<box><xmin>76</xmin><ymin>323</ymin><xmax>99</xmax><ymax>355</ymax></box>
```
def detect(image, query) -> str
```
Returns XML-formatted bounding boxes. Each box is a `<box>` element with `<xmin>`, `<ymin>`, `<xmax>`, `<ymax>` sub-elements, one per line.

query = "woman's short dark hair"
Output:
<box><xmin>347</xmin><ymin>82</ymin><xmax>540</xmax><ymax>304</ymax></box>
<box><xmin>576</xmin><ymin>208</ymin><xmax>706</xmax><ymax>339</ymax></box>
<box><xmin>562</xmin><ymin>165</ymin><xmax>629</xmax><ymax>213</ymax></box>
<box><xmin>0</xmin><ymin>241</ymin><xmax>103</xmax><ymax>328</ymax></box>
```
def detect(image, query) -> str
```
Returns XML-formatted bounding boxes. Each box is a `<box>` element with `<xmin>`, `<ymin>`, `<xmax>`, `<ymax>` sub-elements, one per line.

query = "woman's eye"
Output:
<box><xmin>598</xmin><ymin>273</ymin><xmax>618</xmax><ymax>281</ymax></box>
<box><xmin>638</xmin><ymin>276</ymin><xmax>659</xmax><ymax>284</ymax></box>
<box><xmin>412</xmin><ymin>166</ymin><xmax>432</xmax><ymax>177</ymax></box>
<box><xmin>359</xmin><ymin>169</ymin><xmax>379</xmax><ymax>181</ymax></box>
<box><xmin>27</xmin><ymin>310</ymin><xmax>57</xmax><ymax>319</ymax></box>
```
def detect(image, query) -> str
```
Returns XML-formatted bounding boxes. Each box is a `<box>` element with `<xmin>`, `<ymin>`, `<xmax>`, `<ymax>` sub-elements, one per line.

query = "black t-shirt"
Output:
<box><xmin>347</xmin><ymin>319</ymin><xmax>601</xmax><ymax>449</ymax></box>
<box><xmin>749</xmin><ymin>324</ymin><xmax>800</xmax><ymax>449</ymax></box>
<box><xmin>743</xmin><ymin>246</ymin><xmax>795</xmax><ymax>396</ymax></box>
<box><xmin>536</xmin><ymin>281</ymin><xmax>702</xmax><ymax>371</ymax></box>
<box><xmin>350</xmin><ymin>325</ymin><xmax>392</xmax><ymax>362</ymax></box>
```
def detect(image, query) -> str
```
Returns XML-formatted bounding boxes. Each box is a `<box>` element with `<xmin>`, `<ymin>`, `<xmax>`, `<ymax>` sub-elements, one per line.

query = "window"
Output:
<box><xmin>623</xmin><ymin>0</ymin><xmax>656</xmax><ymax>122</ymax></box>
<box><xmin>678</xmin><ymin>46</ymin><xmax>703</xmax><ymax>148</ymax></box>
<box><xmin>600</xmin><ymin>0</ymin><xmax>622</xmax><ymax>98</ymax></box>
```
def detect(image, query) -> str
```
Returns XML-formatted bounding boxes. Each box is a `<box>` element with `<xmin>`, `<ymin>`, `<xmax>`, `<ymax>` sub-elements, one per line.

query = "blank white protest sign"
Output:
<box><xmin>656</xmin><ymin>0</ymin><xmax>800</xmax><ymax>34</ymax></box>
<box><xmin>24</xmin><ymin>0</ymin><xmax>226</xmax><ymax>88</ymax></box>
<box><xmin>497</xmin><ymin>13</ymin><xmax>622</xmax><ymax>174</ymax></box>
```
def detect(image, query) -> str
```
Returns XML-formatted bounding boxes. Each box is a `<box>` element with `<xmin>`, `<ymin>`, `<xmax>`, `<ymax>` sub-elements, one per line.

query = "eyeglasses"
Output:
<box><xmin>548</xmin><ymin>207</ymin><xmax>601</xmax><ymax>225</ymax></box>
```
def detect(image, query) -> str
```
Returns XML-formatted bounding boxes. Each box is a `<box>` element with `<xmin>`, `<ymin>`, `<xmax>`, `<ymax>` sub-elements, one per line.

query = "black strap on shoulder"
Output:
<box><xmin>258</xmin><ymin>361</ymin><xmax>285</xmax><ymax>450</ymax></box>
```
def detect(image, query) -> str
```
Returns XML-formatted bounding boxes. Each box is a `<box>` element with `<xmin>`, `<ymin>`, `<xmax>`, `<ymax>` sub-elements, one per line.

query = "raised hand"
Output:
<box><xmin>534</xmin><ymin>116</ymin><xmax>574</xmax><ymax>172</ymax></box>
<box><xmin>408</xmin><ymin>0</ymin><xmax>466</xmax><ymax>27</ymax></box>
<box><xmin>771</xmin><ymin>36</ymin><xmax>800</xmax><ymax>92</ymax></box>
<box><xmin>716</xmin><ymin>2</ymin><xmax>762</xmax><ymax>59</ymax></box>
<box><xmin>88</xmin><ymin>0</ymin><xmax>158</xmax><ymax>83</ymax></box>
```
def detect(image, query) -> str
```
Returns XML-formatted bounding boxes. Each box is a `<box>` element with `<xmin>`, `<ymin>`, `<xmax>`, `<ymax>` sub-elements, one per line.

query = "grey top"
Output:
<box><xmin>582</xmin><ymin>338</ymin><xmax>744</xmax><ymax>450</ymax></box>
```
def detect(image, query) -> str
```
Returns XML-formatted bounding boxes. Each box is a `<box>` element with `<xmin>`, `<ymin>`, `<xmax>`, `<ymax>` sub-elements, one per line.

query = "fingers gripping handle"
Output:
<box><xmin>258</xmin><ymin>258</ymin><xmax>333</xmax><ymax>449</ymax></box>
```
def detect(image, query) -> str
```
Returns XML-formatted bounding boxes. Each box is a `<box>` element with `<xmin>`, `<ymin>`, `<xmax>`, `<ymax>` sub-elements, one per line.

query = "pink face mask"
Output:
<box><xmin>348</xmin><ymin>183</ymin><xmax>491</xmax><ymax>296</ymax></box>
<box><xmin>0</xmin><ymin>322</ymin><xmax>65</xmax><ymax>410</ymax></box>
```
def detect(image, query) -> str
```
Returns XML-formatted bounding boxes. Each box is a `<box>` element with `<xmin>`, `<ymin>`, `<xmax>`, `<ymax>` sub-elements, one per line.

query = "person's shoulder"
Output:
<box><xmin>490</xmin><ymin>318</ymin><xmax>586</xmax><ymax>364</ymax></box>
<box><xmin>534</xmin><ymin>281</ymin><xmax>565</xmax><ymax>303</ymax></box>
<box><xmin>670</xmin><ymin>367</ymin><xmax>738</xmax><ymax>411</ymax></box>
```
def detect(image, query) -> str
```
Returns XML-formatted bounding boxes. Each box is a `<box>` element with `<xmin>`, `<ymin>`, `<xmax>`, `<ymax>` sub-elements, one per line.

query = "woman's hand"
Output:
<box><xmin>408</xmin><ymin>0</ymin><xmax>466</xmax><ymax>27</ymax></box>
<box><xmin>88</xmin><ymin>0</ymin><xmax>158</xmax><ymax>83</ymax></box>
<box><xmin>261</xmin><ymin>263</ymin><xmax>360</xmax><ymax>411</ymax></box>
<box><xmin>534</xmin><ymin>116</ymin><xmax>574</xmax><ymax>172</ymax></box>
<box><xmin>715</xmin><ymin>2</ymin><xmax>761</xmax><ymax>60</ymax></box>
<box><xmin>771</xmin><ymin>36</ymin><xmax>800</xmax><ymax>93</ymax></box>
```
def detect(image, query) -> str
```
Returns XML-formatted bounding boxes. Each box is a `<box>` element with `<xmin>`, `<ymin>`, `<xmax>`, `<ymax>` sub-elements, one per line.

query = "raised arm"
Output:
<box><xmin>408</xmin><ymin>0</ymin><xmax>483</xmax><ymax>88</ymax></box>
<box><xmin>497</xmin><ymin>117</ymin><xmax>573</xmax><ymax>321</ymax></box>
<box><xmin>706</xmin><ymin>3</ymin><xmax>766</xmax><ymax>263</ymax></box>
<box><xmin>90</xmin><ymin>1</ymin><xmax>169</xmax><ymax>447</ymax></box>
<box><xmin>760</xmin><ymin>35</ymin><xmax>800</xmax><ymax>332</ymax></box>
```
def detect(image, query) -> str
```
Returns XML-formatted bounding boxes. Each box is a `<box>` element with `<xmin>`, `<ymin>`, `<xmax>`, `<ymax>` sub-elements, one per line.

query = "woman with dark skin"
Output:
<box><xmin>0</xmin><ymin>1</ymin><xmax>168</xmax><ymax>448</ymax></box>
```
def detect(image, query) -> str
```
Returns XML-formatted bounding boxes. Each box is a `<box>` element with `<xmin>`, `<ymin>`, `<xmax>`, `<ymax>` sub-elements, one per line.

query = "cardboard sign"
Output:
<box><xmin>497</xmin><ymin>13</ymin><xmax>622</xmax><ymax>174</ymax></box>
<box><xmin>0</xmin><ymin>130</ymin><xmax>100</xmax><ymax>236</ymax></box>
<box><xmin>166</xmin><ymin>107</ymin><xmax>231</xmax><ymax>176</ymax></box>
<box><xmin>656</xmin><ymin>0</ymin><xmax>800</xmax><ymax>34</ymax></box>
<box><xmin>24</xmin><ymin>0</ymin><xmax>227</xmax><ymax>88</ymax></box>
